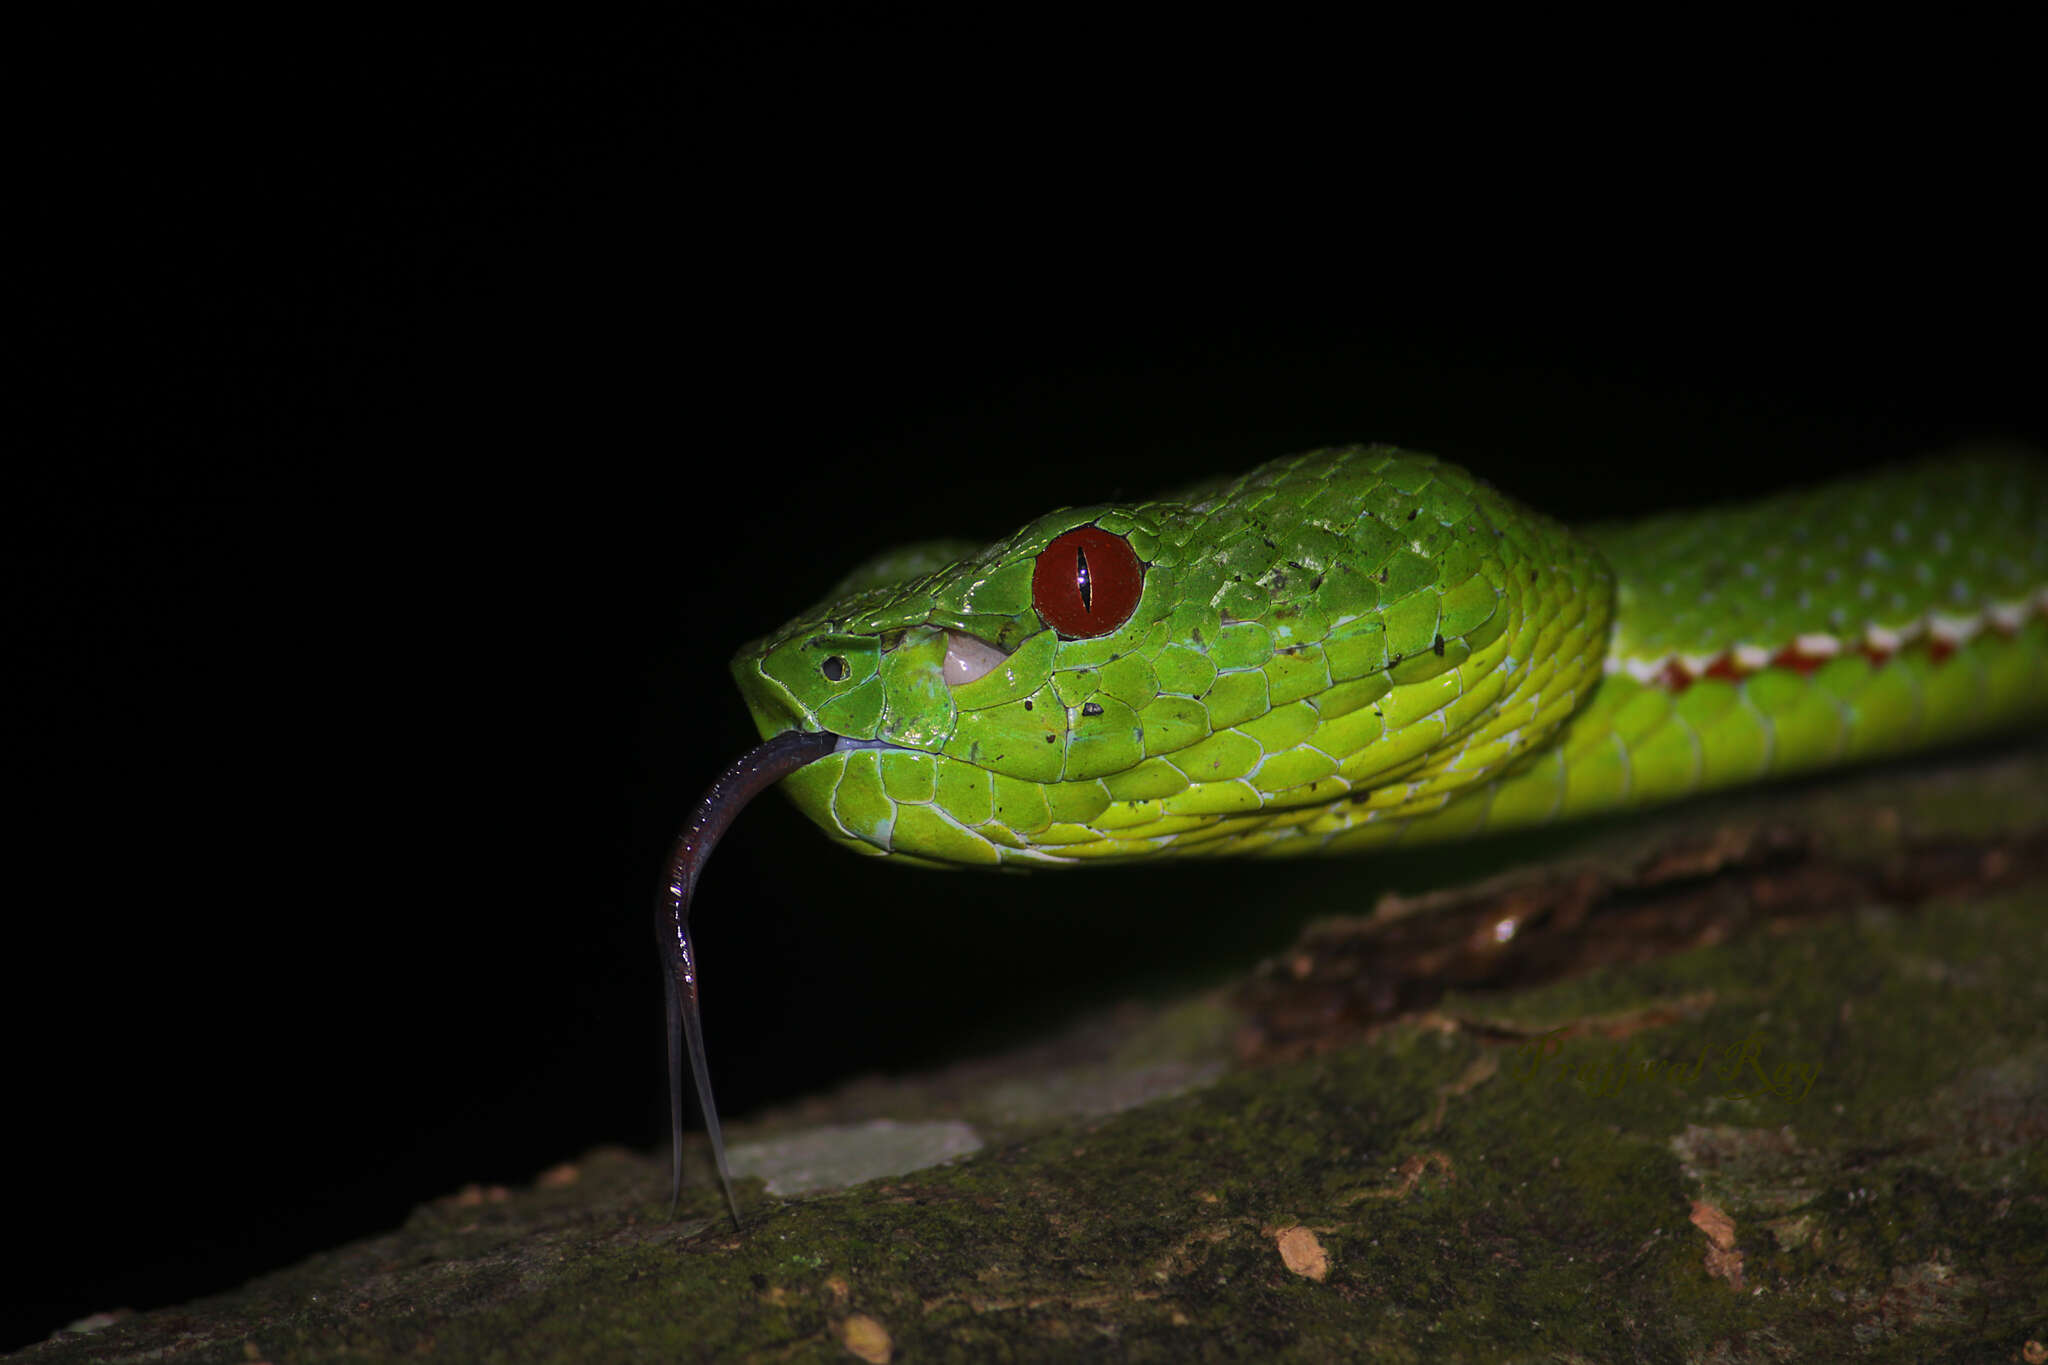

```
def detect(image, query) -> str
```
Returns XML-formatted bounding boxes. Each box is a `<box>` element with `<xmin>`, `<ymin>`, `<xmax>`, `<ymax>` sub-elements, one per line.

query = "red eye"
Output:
<box><xmin>1032</xmin><ymin>526</ymin><xmax>1144</xmax><ymax>637</ymax></box>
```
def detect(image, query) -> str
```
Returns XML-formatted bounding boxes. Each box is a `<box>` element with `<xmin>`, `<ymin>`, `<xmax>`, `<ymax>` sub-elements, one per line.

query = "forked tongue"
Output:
<box><xmin>658</xmin><ymin>727</ymin><xmax>841</xmax><ymax>1227</ymax></box>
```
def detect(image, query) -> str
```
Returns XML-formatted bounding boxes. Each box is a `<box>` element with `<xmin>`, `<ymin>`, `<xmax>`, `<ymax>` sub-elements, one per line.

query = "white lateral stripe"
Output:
<box><xmin>1926</xmin><ymin>612</ymin><xmax>1980</xmax><ymax>645</ymax></box>
<box><xmin>1731</xmin><ymin>643</ymin><xmax>1771</xmax><ymax>671</ymax></box>
<box><xmin>1609</xmin><ymin>585</ymin><xmax>2048</xmax><ymax>680</ymax></box>
<box><xmin>1793</xmin><ymin>633</ymin><xmax>1840</xmax><ymax>657</ymax></box>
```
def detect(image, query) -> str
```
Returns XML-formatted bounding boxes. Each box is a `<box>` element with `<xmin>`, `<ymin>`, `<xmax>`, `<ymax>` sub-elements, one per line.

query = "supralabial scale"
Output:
<box><xmin>658</xmin><ymin>444</ymin><xmax>2048</xmax><ymax>1226</ymax></box>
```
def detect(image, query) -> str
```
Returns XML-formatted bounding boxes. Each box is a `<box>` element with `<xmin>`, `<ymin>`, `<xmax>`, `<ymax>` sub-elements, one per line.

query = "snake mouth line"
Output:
<box><xmin>834</xmin><ymin>734</ymin><xmax>907</xmax><ymax>755</ymax></box>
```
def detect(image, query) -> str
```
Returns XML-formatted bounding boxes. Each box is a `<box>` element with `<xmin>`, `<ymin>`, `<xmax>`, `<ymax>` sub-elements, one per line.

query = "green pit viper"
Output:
<box><xmin>662</xmin><ymin>444</ymin><xmax>2048</xmax><ymax>1225</ymax></box>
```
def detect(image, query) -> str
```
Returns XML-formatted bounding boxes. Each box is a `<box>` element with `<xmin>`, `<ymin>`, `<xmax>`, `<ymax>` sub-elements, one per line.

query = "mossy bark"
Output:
<box><xmin>27</xmin><ymin>746</ymin><xmax>2048</xmax><ymax>1364</ymax></box>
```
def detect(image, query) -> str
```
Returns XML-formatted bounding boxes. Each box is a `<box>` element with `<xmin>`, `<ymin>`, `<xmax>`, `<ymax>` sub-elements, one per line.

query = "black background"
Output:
<box><xmin>14</xmin><ymin>21</ymin><xmax>2040</xmax><ymax>1353</ymax></box>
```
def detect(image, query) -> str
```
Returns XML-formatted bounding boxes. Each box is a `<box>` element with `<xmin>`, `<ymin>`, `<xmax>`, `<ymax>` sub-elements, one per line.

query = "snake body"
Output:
<box><xmin>732</xmin><ymin>446</ymin><xmax>2048</xmax><ymax>865</ymax></box>
<box><xmin>668</xmin><ymin>445</ymin><xmax>2047</xmax><ymax>1225</ymax></box>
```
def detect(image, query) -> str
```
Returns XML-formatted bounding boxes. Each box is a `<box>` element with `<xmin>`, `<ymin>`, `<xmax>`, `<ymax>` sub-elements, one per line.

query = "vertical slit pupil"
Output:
<box><xmin>1076</xmin><ymin>545</ymin><xmax>1093</xmax><ymax>612</ymax></box>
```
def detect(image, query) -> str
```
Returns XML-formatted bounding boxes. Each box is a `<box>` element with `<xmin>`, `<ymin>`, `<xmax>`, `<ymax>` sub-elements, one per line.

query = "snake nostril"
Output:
<box><xmin>821</xmin><ymin>656</ymin><xmax>848</xmax><ymax>682</ymax></box>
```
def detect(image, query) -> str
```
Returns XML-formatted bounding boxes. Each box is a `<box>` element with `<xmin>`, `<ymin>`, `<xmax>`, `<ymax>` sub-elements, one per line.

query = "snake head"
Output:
<box><xmin>728</xmin><ymin>445</ymin><xmax>1613</xmax><ymax>868</ymax></box>
<box><xmin>670</xmin><ymin>443</ymin><xmax>1618</xmax><ymax>1222</ymax></box>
